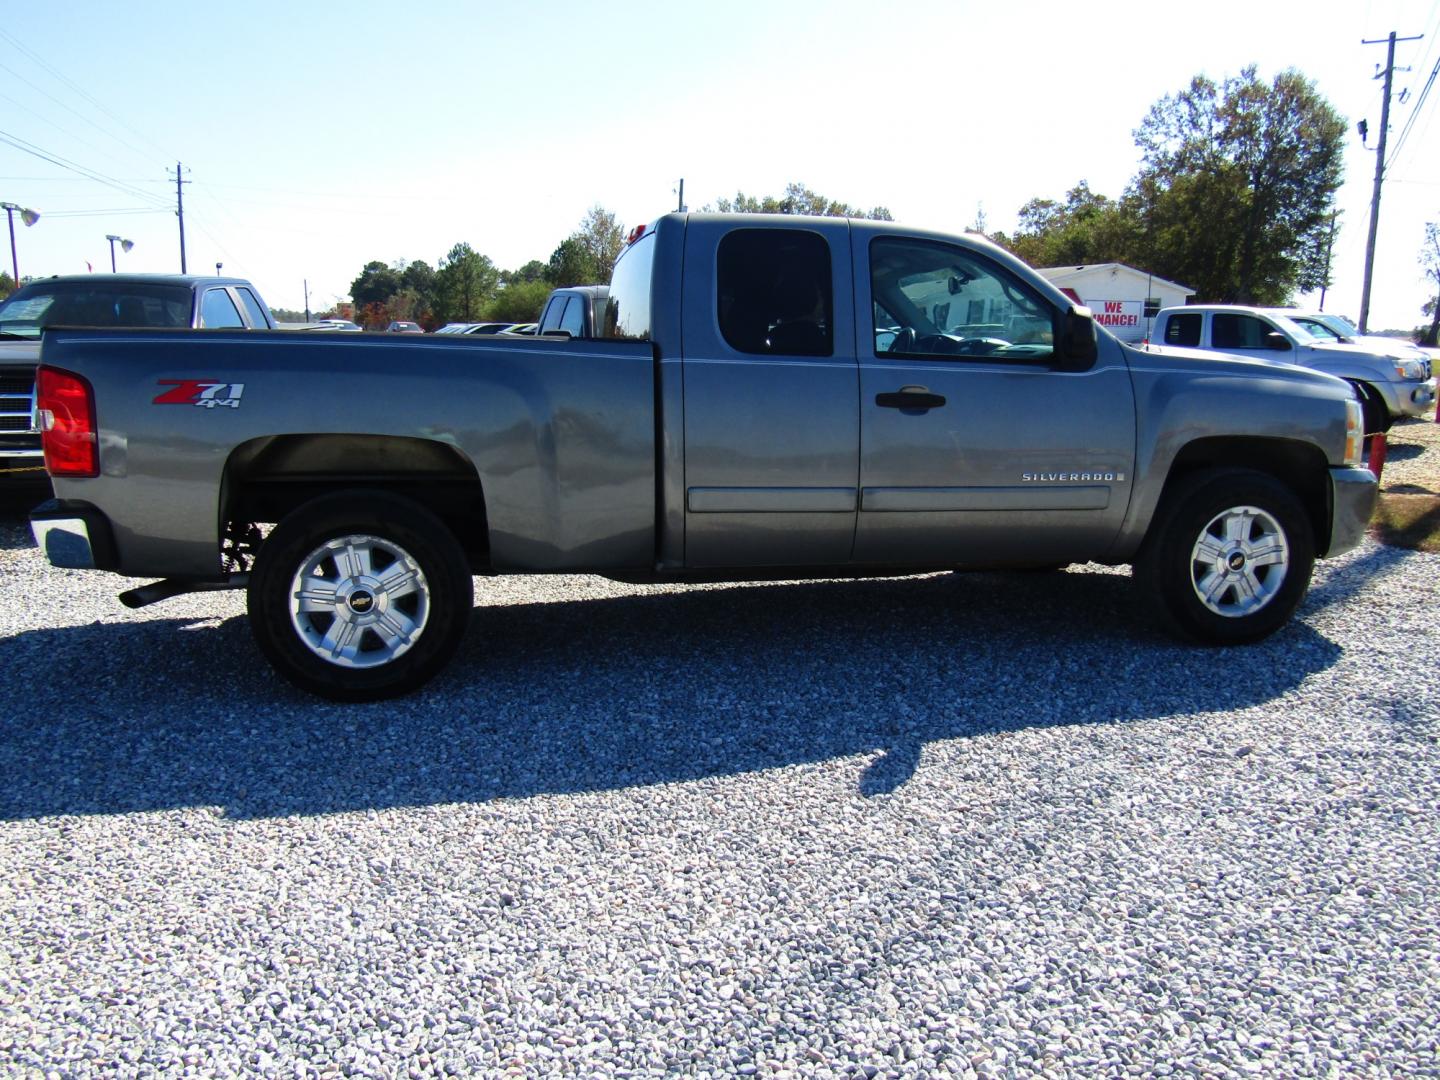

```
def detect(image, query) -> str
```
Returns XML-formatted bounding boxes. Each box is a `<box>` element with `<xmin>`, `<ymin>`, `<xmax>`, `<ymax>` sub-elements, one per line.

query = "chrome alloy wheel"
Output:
<box><xmin>1188</xmin><ymin>504</ymin><xmax>1290</xmax><ymax>618</ymax></box>
<box><xmin>288</xmin><ymin>533</ymin><xmax>430</xmax><ymax>668</ymax></box>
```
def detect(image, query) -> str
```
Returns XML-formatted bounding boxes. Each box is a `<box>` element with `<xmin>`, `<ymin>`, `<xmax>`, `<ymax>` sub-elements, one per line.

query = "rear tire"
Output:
<box><xmin>1135</xmin><ymin>469</ymin><xmax>1314</xmax><ymax>645</ymax></box>
<box><xmin>248</xmin><ymin>491</ymin><xmax>473</xmax><ymax>701</ymax></box>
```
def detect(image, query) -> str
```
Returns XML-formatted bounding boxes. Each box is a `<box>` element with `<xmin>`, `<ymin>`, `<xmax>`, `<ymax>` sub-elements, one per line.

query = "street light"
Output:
<box><xmin>1</xmin><ymin>201</ymin><xmax>40</xmax><ymax>284</ymax></box>
<box><xmin>105</xmin><ymin>234</ymin><xmax>134</xmax><ymax>273</ymax></box>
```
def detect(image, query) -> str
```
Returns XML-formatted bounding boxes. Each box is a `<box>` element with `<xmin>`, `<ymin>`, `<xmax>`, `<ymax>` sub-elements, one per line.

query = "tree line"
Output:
<box><xmin>336</xmin><ymin>186</ymin><xmax>891</xmax><ymax>330</ymax></box>
<box><xmin>991</xmin><ymin>66</ymin><xmax>1346</xmax><ymax>308</ymax></box>
<box><xmin>339</xmin><ymin>206</ymin><xmax>626</xmax><ymax>330</ymax></box>
<box><xmin>324</xmin><ymin>68</ymin><xmax>1440</xmax><ymax>338</ymax></box>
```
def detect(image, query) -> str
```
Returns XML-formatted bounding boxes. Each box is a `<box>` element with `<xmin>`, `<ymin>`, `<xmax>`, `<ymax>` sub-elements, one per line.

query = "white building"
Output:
<box><xmin>1037</xmin><ymin>263</ymin><xmax>1194</xmax><ymax>343</ymax></box>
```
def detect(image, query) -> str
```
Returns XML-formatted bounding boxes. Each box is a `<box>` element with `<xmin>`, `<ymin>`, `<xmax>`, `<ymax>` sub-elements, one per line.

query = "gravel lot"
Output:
<box><xmin>1</xmin><ymin>498</ymin><xmax>1437</xmax><ymax>1077</ymax></box>
<box><xmin>1376</xmin><ymin>415</ymin><xmax>1440</xmax><ymax>494</ymax></box>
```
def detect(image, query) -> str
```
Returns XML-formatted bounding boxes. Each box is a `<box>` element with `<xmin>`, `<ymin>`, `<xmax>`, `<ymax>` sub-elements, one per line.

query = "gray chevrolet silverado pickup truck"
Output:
<box><xmin>29</xmin><ymin>213</ymin><xmax>1377</xmax><ymax>700</ymax></box>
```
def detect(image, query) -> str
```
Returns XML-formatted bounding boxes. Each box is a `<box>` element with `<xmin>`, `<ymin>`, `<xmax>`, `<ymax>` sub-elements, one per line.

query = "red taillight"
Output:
<box><xmin>37</xmin><ymin>365</ymin><xmax>99</xmax><ymax>478</ymax></box>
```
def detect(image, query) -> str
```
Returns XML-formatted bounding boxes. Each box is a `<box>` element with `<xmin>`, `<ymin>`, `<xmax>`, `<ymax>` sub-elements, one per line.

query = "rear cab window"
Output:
<box><xmin>601</xmin><ymin>230</ymin><xmax>654</xmax><ymax>341</ymax></box>
<box><xmin>1163</xmin><ymin>312</ymin><xmax>1202</xmax><ymax>347</ymax></box>
<box><xmin>716</xmin><ymin>229</ymin><xmax>832</xmax><ymax>357</ymax></box>
<box><xmin>0</xmin><ymin>282</ymin><xmax>190</xmax><ymax>336</ymax></box>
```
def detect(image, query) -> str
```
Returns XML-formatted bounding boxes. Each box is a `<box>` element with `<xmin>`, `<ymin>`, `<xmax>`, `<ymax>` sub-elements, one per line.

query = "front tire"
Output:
<box><xmin>1135</xmin><ymin>469</ymin><xmax>1315</xmax><ymax>645</ymax></box>
<box><xmin>1350</xmin><ymin>381</ymin><xmax>1391</xmax><ymax>434</ymax></box>
<box><xmin>248</xmin><ymin>491</ymin><xmax>473</xmax><ymax>701</ymax></box>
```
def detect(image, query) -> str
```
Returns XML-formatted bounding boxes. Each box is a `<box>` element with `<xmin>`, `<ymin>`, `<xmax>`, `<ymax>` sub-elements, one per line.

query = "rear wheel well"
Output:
<box><xmin>221</xmin><ymin>434</ymin><xmax>489</xmax><ymax>570</ymax></box>
<box><xmin>1157</xmin><ymin>437</ymin><xmax>1331</xmax><ymax>553</ymax></box>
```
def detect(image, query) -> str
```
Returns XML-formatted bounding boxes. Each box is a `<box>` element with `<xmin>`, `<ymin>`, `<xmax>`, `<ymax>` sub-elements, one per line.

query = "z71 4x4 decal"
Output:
<box><xmin>153</xmin><ymin>380</ymin><xmax>246</xmax><ymax>409</ymax></box>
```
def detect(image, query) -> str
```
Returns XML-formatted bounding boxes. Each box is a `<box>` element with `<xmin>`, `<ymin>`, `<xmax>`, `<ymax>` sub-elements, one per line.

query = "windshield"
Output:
<box><xmin>1291</xmin><ymin>317</ymin><xmax>1345</xmax><ymax>342</ymax></box>
<box><xmin>0</xmin><ymin>281</ymin><xmax>192</xmax><ymax>339</ymax></box>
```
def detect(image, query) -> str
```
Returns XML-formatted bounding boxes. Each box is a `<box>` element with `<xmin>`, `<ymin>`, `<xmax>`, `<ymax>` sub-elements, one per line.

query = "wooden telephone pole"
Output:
<box><xmin>1358</xmin><ymin>31</ymin><xmax>1422</xmax><ymax>332</ymax></box>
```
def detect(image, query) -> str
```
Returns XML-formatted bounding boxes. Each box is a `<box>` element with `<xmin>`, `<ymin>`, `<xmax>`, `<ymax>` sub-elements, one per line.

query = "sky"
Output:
<box><xmin>2</xmin><ymin>0</ymin><xmax>1437</xmax><ymax>330</ymax></box>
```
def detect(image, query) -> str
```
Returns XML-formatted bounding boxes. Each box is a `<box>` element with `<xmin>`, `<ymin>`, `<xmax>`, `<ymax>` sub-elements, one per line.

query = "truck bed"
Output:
<box><xmin>40</xmin><ymin>328</ymin><xmax>657</xmax><ymax>578</ymax></box>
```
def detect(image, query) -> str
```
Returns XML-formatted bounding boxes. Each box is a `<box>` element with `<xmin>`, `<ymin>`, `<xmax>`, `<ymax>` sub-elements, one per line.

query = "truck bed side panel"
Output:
<box><xmin>42</xmin><ymin>330</ymin><xmax>655</xmax><ymax>577</ymax></box>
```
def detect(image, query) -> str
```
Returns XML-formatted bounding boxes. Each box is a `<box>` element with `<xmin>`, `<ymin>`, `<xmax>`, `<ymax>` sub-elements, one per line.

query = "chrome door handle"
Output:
<box><xmin>876</xmin><ymin>385</ymin><xmax>946</xmax><ymax>410</ymax></box>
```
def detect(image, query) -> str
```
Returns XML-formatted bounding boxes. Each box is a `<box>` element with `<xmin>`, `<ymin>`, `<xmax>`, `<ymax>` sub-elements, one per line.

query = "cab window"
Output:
<box><xmin>602</xmin><ymin>231</ymin><xmax>653</xmax><ymax>341</ymax></box>
<box><xmin>1212</xmin><ymin>313</ymin><xmax>1275</xmax><ymax>349</ymax></box>
<box><xmin>1292</xmin><ymin>317</ymin><xmax>1342</xmax><ymax>342</ymax></box>
<box><xmin>717</xmin><ymin>229</ymin><xmax>832</xmax><ymax>357</ymax></box>
<box><xmin>1163</xmin><ymin>312</ymin><xmax>1202</xmax><ymax>347</ymax></box>
<box><xmin>539</xmin><ymin>296</ymin><xmax>568</xmax><ymax>335</ymax></box>
<box><xmin>869</xmin><ymin>237</ymin><xmax>1054</xmax><ymax>362</ymax></box>
<box><xmin>200</xmin><ymin>288</ymin><xmax>244</xmax><ymax>328</ymax></box>
<box><xmin>235</xmin><ymin>287</ymin><xmax>271</xmax><ymax>329</ymax></box>
<box><xmin>559</xmin><ymin>296</ymin><xmax>585</xmax><ymax>338</ymax></box>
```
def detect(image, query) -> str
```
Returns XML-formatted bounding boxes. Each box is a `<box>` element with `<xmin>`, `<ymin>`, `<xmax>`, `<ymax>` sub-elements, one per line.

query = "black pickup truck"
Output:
<box><xmin>0</xmin><ymin>274</ymin><xmax>275</xmax><ymax>489</ymax></box>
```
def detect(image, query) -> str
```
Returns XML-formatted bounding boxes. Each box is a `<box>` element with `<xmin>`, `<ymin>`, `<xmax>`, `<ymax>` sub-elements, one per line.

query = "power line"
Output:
<box><xmin>0</xmin><ymin>88</ymin><xmax>157</xmax><ymax>174</ymax></box>
<box><xmin>0</xmin><ymin>176</ymin><xmax>169</xmax><ymax>183</ymax></box>
<box><xmin>0</xmin><ymin>128</ymin><xmax>171</xmax><ymax>209</ymax></box>
<box><xmin>0</xmin><ymin>58</ymin><xmax>159</xmax><ymax>174</ymax></box>
<box><xmin>0</xmin><ymin>28</ymin><xmax>176</xmax><ymax>167</ymax></box>
<box><xmin>1387</xmin><ymin>51</ymin><xmax>1438</xmax><ymax>167</ymax></box>
<box><xmin>40</xmin><ymin>208</ymin><xmax>170</xmax><ymax>218</ymax></box>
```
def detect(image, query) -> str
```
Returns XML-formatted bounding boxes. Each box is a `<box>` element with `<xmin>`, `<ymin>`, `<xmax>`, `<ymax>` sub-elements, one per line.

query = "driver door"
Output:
<box><xmin>852</xmin><ymin>230</ymin><xmax>1135</xmax><ymax>566</ymax></box>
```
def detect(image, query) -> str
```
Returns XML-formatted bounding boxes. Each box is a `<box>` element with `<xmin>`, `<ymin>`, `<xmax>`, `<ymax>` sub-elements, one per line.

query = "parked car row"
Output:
<box><xmin>1</xmin><ymin>274</ymin><xmax>277</xmax><ymax>488</ymax></box>
<box><xmin>295</xmin><ymin>318</ymin><xmax>543</xmax><ymax>335</ymax></box>
<box><xmin>1146</xmin><ymin>304</ymin><xmax>1437</xmax><ymax>433</ymax></box>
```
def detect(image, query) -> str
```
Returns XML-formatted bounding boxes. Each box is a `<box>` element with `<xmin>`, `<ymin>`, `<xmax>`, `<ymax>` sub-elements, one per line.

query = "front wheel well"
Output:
<box><xmin>220</xmin><ymin>434</ymin><xmax>490</xmax><ymax>569</ymax></box>
<box><xmin>1345</xmin><ymin>380</ymin><xmax>1392</xmax><ymax>434</ymax></box>
<box><xmin>1156</xmin><ymin>437</ymin><xmax>1332</xmax><ymax>554</ymax></box>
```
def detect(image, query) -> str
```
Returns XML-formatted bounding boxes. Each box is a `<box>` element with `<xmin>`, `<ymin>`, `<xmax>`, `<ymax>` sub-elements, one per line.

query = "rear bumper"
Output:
<box><xmin>1324</xmin><ymin>466</ymin><xmax>1379</xmax><ymax>558</ymax></box>
<box><xmin>29</xmin><ymin>499</ymin><xmax>118</xmax><ymax>570</ymax></box>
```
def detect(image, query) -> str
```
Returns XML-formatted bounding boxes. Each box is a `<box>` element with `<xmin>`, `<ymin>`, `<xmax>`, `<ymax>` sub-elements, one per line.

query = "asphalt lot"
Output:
<box><xmin>1</xmin><ymin>505</ymin><xmax>1436</xmax><ymax>1077</ymax></box>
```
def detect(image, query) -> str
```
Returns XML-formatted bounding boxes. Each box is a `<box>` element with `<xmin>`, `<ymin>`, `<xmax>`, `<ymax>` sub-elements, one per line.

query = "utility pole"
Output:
<box><xmin>676</xmin><ymin>178</ymin><xmax>685</xmax><ymax>213</ymax></box>
<box><xmin>1358</xmin><ymin>31</ymin><xmax>1422</xmax><ymax>332</ymax></box>
<box><xmin>1319</xmin><ymin>211</ymin><xmax>1338</xmax><ymax>311</ymax></box>
<box><xmin>170</xmin><ymin>161</ymin><xmax>190</xmax><ymax>273</ymax></box>
<box><xmin>303</xmin><ymin>279</ymin><xmax>310</xmax><ymax>322</ymax></box>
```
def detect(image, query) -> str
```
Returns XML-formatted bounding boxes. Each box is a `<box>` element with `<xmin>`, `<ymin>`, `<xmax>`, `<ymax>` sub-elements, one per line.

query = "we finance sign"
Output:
<box><xmin>1091</xmin><ymin>299</ymin><xmax>1142</xmax><ymax>330</ymax></box>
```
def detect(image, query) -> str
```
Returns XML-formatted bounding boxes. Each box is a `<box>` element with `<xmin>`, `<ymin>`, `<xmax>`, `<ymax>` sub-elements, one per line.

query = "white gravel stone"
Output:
<box><xmin>0</xmin><ymin>512</ymin><xmax>1437</xmax><ymax>1077</ymax></box>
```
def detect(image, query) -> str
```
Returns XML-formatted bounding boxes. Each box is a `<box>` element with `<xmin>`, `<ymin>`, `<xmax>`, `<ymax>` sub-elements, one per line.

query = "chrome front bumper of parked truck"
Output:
<box><xmin>1326</xmin><ymin>466</ymin><xmax>1380</xmax><ymax>558</ymax></box>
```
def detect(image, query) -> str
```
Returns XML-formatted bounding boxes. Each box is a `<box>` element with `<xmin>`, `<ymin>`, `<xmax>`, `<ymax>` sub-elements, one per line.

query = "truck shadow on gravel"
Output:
<box><xmin>0</xmin><ymin>567</ymin><xmax>1351</xmax><ymax>821</ymax></box>
<box><xmin>0</xmin><ymin>499</ymin><xmax>48</xmax><ymax>545</ymax></box>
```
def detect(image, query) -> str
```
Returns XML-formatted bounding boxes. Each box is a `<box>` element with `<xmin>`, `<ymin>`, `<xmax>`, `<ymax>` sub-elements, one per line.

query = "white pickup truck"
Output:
<box><xmin>1149</xmin><ymin>304</ymin><xmax>1436</xmax><ymax>433</ymax></box>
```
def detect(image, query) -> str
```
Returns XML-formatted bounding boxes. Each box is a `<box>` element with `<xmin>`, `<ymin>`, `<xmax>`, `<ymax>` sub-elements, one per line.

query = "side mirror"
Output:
<box><xmin>1056</xmin><ymin>307</ymin><xmax>1098</xmax><ymax>370</ymax></box>
<box><xmin>1264</xmin><ymin>331</ymin><xmax>1292</xmax><ymax>352</ymax></box>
